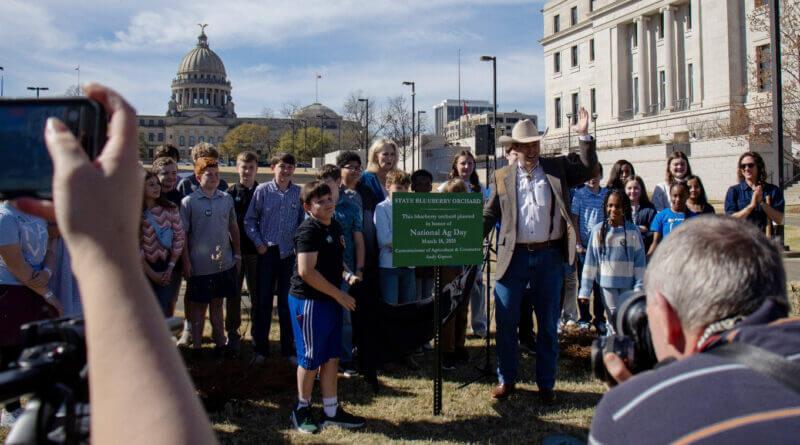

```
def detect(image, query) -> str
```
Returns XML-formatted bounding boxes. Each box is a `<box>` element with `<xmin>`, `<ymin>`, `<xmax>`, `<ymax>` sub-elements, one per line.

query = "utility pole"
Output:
<box><xmin>27</xmin><ymin>86</ymin><xmax>49</xmax><ymax>98</ymax></box>
<box><xmin>769</xmin><ymin>0</ymin><xmax>786</xmax><ymax>246</ymax></box>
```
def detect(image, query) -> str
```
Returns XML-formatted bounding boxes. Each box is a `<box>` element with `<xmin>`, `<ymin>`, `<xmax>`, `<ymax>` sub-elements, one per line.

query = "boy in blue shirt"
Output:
<box><xmin>316</xmin><ymin>165</ymin><xmax>364</xmax><ymax>377</ymax></box>
<box><xmin>570</xmin><ymin>166</ymin><xmax>606</xmax><ymax>333</ymax></box>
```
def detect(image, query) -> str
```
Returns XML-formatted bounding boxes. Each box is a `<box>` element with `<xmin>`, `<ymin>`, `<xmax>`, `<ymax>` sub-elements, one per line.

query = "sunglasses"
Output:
<box><xmin>740</xmin><ymin>162</ymin><xmax>756</xmax><ymax>170</ymax></box>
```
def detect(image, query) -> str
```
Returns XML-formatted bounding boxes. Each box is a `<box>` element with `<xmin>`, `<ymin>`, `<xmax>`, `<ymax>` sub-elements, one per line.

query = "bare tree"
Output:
<box><xmin>342</xmin><ymin>90</ymin><xmax>382</xmax><ymax>150</ymax></box>
<box><xmin>64</xmin><ymin>85</ymin><xmax>83</xmax><ymax>96</ymax></box>
<box><xmin>745</xmin><ymin>0</ymin><xmax>800</xmax><ymax>143</ymax></box>
<box><xmin>381</xmin><ymin>95</ymin><xmax>412</xmax><ymax>164</ymax></box>
<box><xmin>280</xmin><ymin>100</ymin><xmax>302</xmax><ymax>119</ymax></box>
<box><xmin>260</xmin><ymin>107</ymin><xmax>274</xmax><ymax>118</ymax></box>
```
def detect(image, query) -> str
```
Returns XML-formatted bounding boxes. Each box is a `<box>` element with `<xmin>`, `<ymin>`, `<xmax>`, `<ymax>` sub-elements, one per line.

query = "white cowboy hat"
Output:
<box><xmin>498</xmin><ymin>119</ymin><xmax>546</xmax><ymax>146</ymax></box>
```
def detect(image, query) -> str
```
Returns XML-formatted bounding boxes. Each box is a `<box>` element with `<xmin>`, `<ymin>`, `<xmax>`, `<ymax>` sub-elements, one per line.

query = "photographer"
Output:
<box><xmin>14</xmin><ymin>83</ymin><xmax>216</xmax><ymax>443</ymax></box>
<box><xmin>590</xmin><ymin>216</ymin><xmax>800</xmax><ymax>443</ymax></box>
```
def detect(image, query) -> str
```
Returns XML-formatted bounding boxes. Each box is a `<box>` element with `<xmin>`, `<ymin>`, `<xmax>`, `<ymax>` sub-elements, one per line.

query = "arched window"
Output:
<box><xmin>199</xmin><ymin>136</ymin><xmax>204</xmax><ymax>143</ymax></box>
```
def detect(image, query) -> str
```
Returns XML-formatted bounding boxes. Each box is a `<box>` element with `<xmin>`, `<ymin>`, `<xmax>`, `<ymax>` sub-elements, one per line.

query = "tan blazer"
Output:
<box><xmin>483</xmin><ymin>138</ymin><xmax>599</xmax><ymax>280</ymax></box>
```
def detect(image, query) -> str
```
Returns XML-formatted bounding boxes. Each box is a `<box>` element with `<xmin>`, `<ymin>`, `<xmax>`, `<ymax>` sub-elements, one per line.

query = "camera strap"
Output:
<box><xmin>707</xmin><ymin>342</ymin><xmax>800</xmax><ymax>395</ymax></box>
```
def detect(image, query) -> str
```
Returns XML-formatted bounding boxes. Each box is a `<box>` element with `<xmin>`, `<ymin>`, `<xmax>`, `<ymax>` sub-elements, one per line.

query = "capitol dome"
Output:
<box><xmin>168</xmin><ymin>26</ymin><xmax>235</xmax><ymax>118</ymax></box>
<box><xmin>177</xmin><ymin>31</ymin><xmax>226</xmax><ymax>76</ymax></box>
<box><xmin>293</xmin><ymin>103</ymin><xmax>341</xmax><ymax>120</ymax></box>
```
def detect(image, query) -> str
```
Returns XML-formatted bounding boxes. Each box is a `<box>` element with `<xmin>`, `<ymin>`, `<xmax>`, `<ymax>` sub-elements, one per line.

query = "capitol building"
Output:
<box><xmin>136</xmin><ymin>27</ymin><xmax>356</xmax><ymax>160</ymax></box>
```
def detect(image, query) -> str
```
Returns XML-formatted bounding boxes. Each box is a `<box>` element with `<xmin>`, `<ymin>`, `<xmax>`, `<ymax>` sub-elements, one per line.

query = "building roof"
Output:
<box><xmin>293</xmin><ymin>102</ymin><xmax>340</xmax><ymax>120</ymax></box>
<box><xmin>177</xmin><ymin>30</ymin><xmax>226</xmax><ymax>76</ymax></box>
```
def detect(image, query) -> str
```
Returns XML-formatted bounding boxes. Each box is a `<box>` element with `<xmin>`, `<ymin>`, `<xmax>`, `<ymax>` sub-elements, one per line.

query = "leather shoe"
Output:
<box><xmin>539</xmin><ymin>388</ymin><xmax>557</xmax><ymax>406</ymax></box>
<box><xmin>491</xmin><ymin>383</ymin><xmax>515</xmax><ymax>399</ymax></box>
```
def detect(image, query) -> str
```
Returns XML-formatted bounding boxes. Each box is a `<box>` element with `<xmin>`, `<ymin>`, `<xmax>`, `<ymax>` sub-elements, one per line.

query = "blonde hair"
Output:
<box><xmin>441</xmin><ymin>178</ymin><xmax>469</xmax><ymax>194</ymax></box>
<box><xmin>385</xmin><ymin>170</ymin><xmax>411</xmax><ymax>187</ymax></box>
<box><xmin>191</xmin><ymin>142</ymin><xmax>219</xmax><ymax>162</ymax></box>
<box><xmin>366</xmin><ymin>138</ymin><xmax>398</xmax><ymax>173</ymax></box>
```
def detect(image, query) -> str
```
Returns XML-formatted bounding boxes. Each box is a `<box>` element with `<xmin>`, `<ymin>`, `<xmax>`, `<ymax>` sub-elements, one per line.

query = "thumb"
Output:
<box><xmin>45</xmin><ymin>118</ymin><xmax>90</xmax><ymax>174</ymax></box>
<box><xmin>604</xmin><ymin>352</ymin><xmax>634</xmax><ymax>384</ymax></box>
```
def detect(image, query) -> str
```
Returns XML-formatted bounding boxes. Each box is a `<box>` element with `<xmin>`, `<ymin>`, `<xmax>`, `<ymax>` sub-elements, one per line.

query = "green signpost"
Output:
<box><xmin>392</xmin><ymin>192</ymin><xmax>484</xmax><ymax>415</ymax></box>
<box><xmin>392</xmin><ymin>193</ymin><xmax>483</xmax><ymax>267</ymax></box>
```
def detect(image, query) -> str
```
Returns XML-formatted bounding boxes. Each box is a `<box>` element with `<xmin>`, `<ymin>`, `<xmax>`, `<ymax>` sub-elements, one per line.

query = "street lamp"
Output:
<box><xmin>591</xmin><ymin>112</ymin><xmax>598</xmax><ymax>140</ymax></box>
<box><xmin>358</xmin><ymin>98</ymin><xmax>369</xmax><ymax>151</ymax></box>
<box><xmin>417</xmin><ymin>110</ymin><xmax>426</xmax><ymax>168</ymax></box>
<box><xmin>566</xmin><ymin>112</ymin><xmax>573</xmax><ymax>152</ymax></box>
<box><xmin>27</xmin><ymin>86</ymin><xmax>49</xmax><ymax>98</ymax></box>
<box><xmin>402</xmin><ymin>81</ymin><xmax>415</xmax><ymax>171</ymax></box>
<box><xmin>0</xmin><ymin>67</ymin><xmax>4</xmax><ymax>97</ymax></box>
<box><xmin>480</xmin><ymin>56</ymin><xmax>497</xmax><ymax>168</ymax></box>
<box><xmin>316</xmin><ymin>114</ymin><xmax>326</xmax><ymax>158</ymax></box>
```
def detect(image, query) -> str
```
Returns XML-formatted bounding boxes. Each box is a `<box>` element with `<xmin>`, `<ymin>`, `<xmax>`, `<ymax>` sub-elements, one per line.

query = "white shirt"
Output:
<box><xmin>516</xmin><ymin>162</ymin><xmax>563</xmax><ymax>243</ymax></box>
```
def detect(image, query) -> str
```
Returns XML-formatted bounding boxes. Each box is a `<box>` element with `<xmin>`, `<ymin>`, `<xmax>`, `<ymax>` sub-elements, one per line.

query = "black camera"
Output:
<box><xmin>591</xmin><ymin>291</ymin><xmax>658</xmax><ymax>384</ymax></box>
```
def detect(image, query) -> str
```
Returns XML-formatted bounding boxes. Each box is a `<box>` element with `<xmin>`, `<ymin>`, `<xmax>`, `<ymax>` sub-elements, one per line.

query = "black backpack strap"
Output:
<box><xmin>707</xmin><ymin>342</ymin><xmax>800</xmax><ymax>395</ymax></box>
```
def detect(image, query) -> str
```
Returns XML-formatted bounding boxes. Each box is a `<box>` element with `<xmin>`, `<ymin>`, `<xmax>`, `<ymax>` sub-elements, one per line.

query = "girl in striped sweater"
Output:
<box><xmin>140</xmin><ymin>171</ymin><xmax>185</xmax><ymax>315</ymax></box>
<box><xmin>578</xmin><ymin>189</ymin><xmax>646</xmax><ymax>335</ymax></box>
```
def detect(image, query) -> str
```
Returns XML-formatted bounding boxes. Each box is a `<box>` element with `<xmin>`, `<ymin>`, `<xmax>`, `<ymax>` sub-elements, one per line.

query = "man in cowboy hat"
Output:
<box><xmin>483</xmin><ymin>107</ymin><xmax>598</xmax><ymax>403</ymax></box>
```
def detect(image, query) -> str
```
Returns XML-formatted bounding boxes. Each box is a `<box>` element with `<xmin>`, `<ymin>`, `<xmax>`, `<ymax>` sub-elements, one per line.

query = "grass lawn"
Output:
<box><xmin>2</xmin><ymin>287</ymin><xmax>799</xmax><ymax>443</ymax></box>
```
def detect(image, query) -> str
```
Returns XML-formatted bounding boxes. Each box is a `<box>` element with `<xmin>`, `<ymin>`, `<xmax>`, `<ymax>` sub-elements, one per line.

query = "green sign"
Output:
<box><xmin>392</xmin><ymin>192</ymin><xmax>484</xmax><ymax>266</ymax></box>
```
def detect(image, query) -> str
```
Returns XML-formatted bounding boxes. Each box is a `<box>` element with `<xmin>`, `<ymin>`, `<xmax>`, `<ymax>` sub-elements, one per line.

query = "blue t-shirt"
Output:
<box><xmin>724</xmin><ymin>182</ymin><xmax>784</xmax><ymax>232</ymax></box>
<box><xmin>335</xmin><ymin>196</ymin><xmax>363</xmax><ymax>270</ymax></box>
<box><xmin>571</xmin><ymin>186</ymin><xmax>607</xmax><ymax>246</ymax></box>
<box><xmin>0</xmin><ymin>203</ymin><xmax>49</xmax><ymax>285</ymax></box>
<box><xmin>650</xmin><ymin>207</ymin><xmax>696</xmax><ymax>238</ymax></box>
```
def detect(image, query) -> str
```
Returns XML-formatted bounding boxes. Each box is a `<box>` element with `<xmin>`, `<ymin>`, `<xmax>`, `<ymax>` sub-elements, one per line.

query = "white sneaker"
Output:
<box><xmin>1</xmin><ymin>407</ymin><xmax>23</xmax><ymax>428</ymax></box>
<box><xmin>176</xmin><ymin>328</ymin><xmax>192</xmax><ymax>347</ymax></box>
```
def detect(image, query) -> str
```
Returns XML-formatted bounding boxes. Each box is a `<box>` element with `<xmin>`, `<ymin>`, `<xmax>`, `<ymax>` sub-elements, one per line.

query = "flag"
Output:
<box><xmin>316</xmin><ymin>74</ymin><xmax>322</xmax><ymax>79</ymax></box>
<box><xmin>463</xmin><ymin>101</ymin><xmax>468</xmax><ymax>116</ymax></box>
<box><xmin>74</xmin><ymin>66</ymin><xmax>79</xmax><ymax>71</ymax></box>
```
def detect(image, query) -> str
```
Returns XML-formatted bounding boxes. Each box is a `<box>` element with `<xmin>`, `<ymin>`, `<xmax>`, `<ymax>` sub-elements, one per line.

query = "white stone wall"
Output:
<box><xmin>594</xmin><ymin>136</ymin><xmax>779</xmax><ymax>201</ymax></box>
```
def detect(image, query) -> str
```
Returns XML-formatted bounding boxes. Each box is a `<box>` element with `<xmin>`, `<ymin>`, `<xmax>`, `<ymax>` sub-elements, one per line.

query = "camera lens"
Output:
<box><xmin>68</xmin><ymin>109</ymin><xmax>80</xmax><ymax>122</ymax></box>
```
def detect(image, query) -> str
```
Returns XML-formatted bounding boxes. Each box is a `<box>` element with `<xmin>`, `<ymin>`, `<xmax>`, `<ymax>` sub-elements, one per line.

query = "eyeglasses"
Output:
<box><xmin>342</xmin><ymin>166</ymin><xmax>362</xmax><ymax>172</ymax></box>
<box><xmin>740</xmin><ymin>163</ymin><xmax>756</xmax><ymax>170</ymax></box>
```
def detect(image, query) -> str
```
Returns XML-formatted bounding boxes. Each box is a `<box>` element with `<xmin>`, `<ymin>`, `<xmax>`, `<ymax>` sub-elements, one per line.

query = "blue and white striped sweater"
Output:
<box><xmin>579</xmin><ymin>220</ymin><xmax>646</xmax><ymax>298</ymax></box>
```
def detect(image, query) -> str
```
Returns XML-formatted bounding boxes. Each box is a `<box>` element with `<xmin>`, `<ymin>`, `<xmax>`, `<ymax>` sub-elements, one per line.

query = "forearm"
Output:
<box><xmin>353</xmin><ymin>232</ymin><xmax>365</xmax><ymax>270</ymax></box>
<box><xmin>647</xmin><ymin>233</ymin><xmax>661</xmax><ymax>256</ymax></box>
<box><xmin>761</xmin><ymin>203</ymin><xmax>784</xmax><ymax>225</ymax></box>
<box><xmin>73</xmin><ymin>250</ymin><xmax>216</xmax><ymax>444</ymax></box>
<box><xmin>731</xmin><ymin>205</ymin><xmax>755</xmax><ymax>219</ymax></box>
<box><xmin>229</xmin><ymin>222</ymin><xmax>241</xmax><ymax>256</ymax></box>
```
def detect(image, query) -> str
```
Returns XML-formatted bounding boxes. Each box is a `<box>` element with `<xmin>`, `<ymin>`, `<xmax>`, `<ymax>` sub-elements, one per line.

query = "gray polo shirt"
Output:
<box><xmin>180</xmin><ymin>188</ymin><xmax>237</xmax><ymax>276</ymax></box>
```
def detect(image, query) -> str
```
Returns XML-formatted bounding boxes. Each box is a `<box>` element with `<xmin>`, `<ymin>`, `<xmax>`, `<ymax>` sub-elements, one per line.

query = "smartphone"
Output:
<box><xmin>0</xmin><ymin>98</ymin><xmax>108</xmax><ymax>199</ymax></box>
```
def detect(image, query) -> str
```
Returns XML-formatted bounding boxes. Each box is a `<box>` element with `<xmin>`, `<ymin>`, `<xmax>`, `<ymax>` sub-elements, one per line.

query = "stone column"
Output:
<box><xmin>636</xmin><ymin>16</ymin><xmax>649</xmax><ymax>116</ymax></box>
<box><xmin>662</xmin><ymin>6</ymin><xmax>676</xmax><ymax>111</ymax></box>
<box><xmin>691</xmin><ymin>0</ymin><xmax>703</xmax><ymax>105</ymax></box>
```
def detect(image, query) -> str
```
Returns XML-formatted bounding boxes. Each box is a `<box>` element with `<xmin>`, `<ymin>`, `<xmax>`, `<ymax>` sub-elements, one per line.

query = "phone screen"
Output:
<box><xmin>0</xmin><ymin>100</ymin><xmax>102</xmax><ymax>198</ymax></box>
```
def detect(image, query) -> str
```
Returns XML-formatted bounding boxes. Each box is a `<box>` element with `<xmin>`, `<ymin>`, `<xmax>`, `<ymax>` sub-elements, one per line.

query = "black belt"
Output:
<box><xmin>516</xmin><ymin>238</ymin><xmax>562</xmax><ymax>251</ymax></box>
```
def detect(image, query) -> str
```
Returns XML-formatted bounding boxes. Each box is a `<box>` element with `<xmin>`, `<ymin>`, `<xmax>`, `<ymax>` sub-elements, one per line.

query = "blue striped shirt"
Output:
<box><xmin>579</xmin><ymin>220</ymin><xmax>646</xmax><ymax>298</ymax></box>
<box><xmin>244</xmin><ymin>180</ymin><xmax>305</xmax><ymax>259</ymax></box>
<box><xmin>571</xmin><ymin>186</ymin><xmax>607</xmax><ymax>247</ymax></box>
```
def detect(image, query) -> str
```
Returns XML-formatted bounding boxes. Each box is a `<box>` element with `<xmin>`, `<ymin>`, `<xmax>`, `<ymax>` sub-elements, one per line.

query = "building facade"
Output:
<box><xmin>444</xmin><ymin>111</ymin><xmax>539</xmax><ymax>142</ymax></box>
<box><xmin>433</xmin><ymin>99</ymin><xmax>496</xmax><ymax>137</ymax></box>
<box><xmin>137</xmin><ymin>28</ymin><xmax>354</xmax><ymax>160</ymax></box>
<box><xmin>540</xmin><ymin>0</ymin><xmax>771</xmax><ymax>153</ymax></box>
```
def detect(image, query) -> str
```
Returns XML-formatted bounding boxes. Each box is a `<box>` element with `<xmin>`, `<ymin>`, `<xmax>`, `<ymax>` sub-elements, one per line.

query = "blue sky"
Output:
<box><xmin>1</xmin><ymin>0</ymin><xmax>547</xmax><ymax>126</ymax></box>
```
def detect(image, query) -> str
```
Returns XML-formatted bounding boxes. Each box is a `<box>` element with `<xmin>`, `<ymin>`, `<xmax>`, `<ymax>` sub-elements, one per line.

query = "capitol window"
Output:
<box><xmin>180</xmin><ymin>136</ymin><xmax>185</xmax><ymax>146</ymax></box>
<box><xmin>189</xmin><ymin>136</ymin><xmax>195</xmax><ymax>146</ymax></box>
<box><xmin>209</xmin><ymin>137</ymin><xmax>214</xmax><ymax>144</ymax></box>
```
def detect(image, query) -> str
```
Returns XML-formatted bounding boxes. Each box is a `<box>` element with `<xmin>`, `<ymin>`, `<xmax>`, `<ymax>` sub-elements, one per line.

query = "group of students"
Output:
<box><xmin>564</xmin><ymin>149</ymin><xmax>784</xmax><ymax>336</ymax></box>
<box><xmin>138</xmin><ymin>139</ymin><xmax>490</xmax><ymax>433</ymax></box>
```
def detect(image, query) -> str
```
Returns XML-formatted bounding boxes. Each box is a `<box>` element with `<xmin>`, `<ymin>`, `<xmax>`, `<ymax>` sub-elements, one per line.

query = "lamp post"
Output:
<box><xmin>480</xmin><ymin>56</ymin><xmax>497</xmax><ymax>168</ymax></box>
<box><xmin>402</xmin><ymin>81</ymin><xmax>415</xmax><ymax>171</ymax></box>
<box><xmin>591</xmin><ymin>112</ymin><xmax>598</xmax><ymax>140</ymax></box>
<box><xmin>358</xmin><ymin>98</ymin><xmax>369</xmax><ymax>151</ymax></box>
<box><xmin>769</xmin><ymin>0</ymin><xmax>786</xmax><ymax>246</ymax></box>
<box><xmin>417</xmin><ymin>110</ymin><xmax>426</xmax><ymax>168</ymax></box>
<box><xmin>0</xmin><ymin>67</ymin><xmax>4</xmax><ymax>97</ymax></box>
<box><xmin>27</xmin><ymin>86</ymin><xmax>49</xmax><ymax>98</ymax></box>
<box><xmin>316</xmin><ymin>114</ymin><xmax>326</xmax><ymax>158</ymax></box>
<box><xmin>566</xmin><ymin>112</ymin><xmax>573</xmax><ymax>152</ymax></box>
